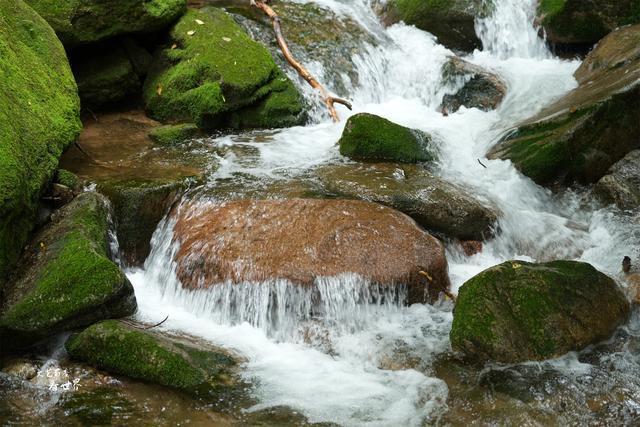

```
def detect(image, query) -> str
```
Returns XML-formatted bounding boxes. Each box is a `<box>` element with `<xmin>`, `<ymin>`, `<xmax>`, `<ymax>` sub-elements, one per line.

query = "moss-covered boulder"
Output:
<box><xmin>488</xmin><ymin>24</ymin><xmax>640</xmax><ymax>187</ymax></box>
<box><xmin>594</xmin><ymin>150</ymin><xmax>640</xmax><ymax>210</ymax></box>
<box><xmin>72</xmin><ymin>44</ymin><xmax>141</xmax><ymax>110</ymax></box>
<box><xmin>65</xmin><ymin>320</ymin><xmax>242</xmax><ymax>398</ymax></box>
<box><xmin>451</xmin><ymin>260</ymin><xmax>630</xmax><ymax>363</ymax></box>
<box><xmin>440</xmin><ymin>56</ymin><xmax>506</xmax><ymax>113</ymax></box>
<box><xmin>148</xmin><ymin>123</ymin><xmax>202</xmax><ymax>146</ymax></box>
<box><xmin>143</xmin><ymin>7</ymin><xmax>305</xmax><ymax>131</ymax></box>
<box><xmin>380</xmin><ymin>0</ymin><xmax>488</xmax><ymax>52</ymax></box>
<box><xmin>317</xmin><ymin>163</ymin><xmax>497</xmax><ymax>241</ymax></box>
<box><xmin>537</xmin><ymin>0</ymin><xmax>640</xmax><ymax>48</ymax></box>
<box><xmin>338</xmin><ymin>113</ymin><xmax>436</xmax><ymax>163</ymax></box>
<box><xmin>0</xmin><ymin>0</ymin><xmax>82</xmax><ymax>285</ymax></box>
<box><xmin>0</xmin><ymin>193</ymin><xmax>136</xmax><ymax>349</ymax></box>
<box><xmin>55</xmin><ymin>169</ymin><xmax>83</xmax><ymax>193</ymax></box>
<box><xmin>25</xmin><ymin>0</ymin><xmax>187</xmax><ymax>47</ymax></box>
<box><xmin>98</xmin><ymin>178</ymin><xmax>192</xmax><ymax>266</ymax></box>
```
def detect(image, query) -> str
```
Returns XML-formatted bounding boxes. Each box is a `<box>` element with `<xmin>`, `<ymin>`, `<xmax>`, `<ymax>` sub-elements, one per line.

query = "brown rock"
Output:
<box><xmin>627</xmin><ymin>274</ymin><xmax>640</xmax><ymax>304</ymax></box>
<box><xmin>172</xmin><ymin>199</ymin><xmax>451</xmax><ymax>304</ymax></box>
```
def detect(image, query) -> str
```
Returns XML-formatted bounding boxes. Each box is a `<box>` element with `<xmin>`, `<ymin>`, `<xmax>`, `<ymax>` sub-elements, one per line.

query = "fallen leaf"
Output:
<box><xmin>187</xmin><ymin>30</ymin><xmax>196</xmax><ymax>36</ymax></box>
<box><xmin>222</xmin><ymin>37</ymin><xmax>231</xmax><ymax>42</ymax></box>
<box><xmin>195</xmin><ymin>19</ymin><xmax>204</xmax><ymax>25</ymax></box>
<box><xmin>157</xmin><ymin>84</ymin><xmax>163</xmax><ymax>96</ymax></box>
<box><xmin>171</xmin><ymin>43</ymin><xmax>177</xmax><ymax>49</ymax></box>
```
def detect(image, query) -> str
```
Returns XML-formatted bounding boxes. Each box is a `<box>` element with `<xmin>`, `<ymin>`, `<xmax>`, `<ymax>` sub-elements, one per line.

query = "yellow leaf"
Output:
<box><xmin>187</xmin><ymin>30</ymin><xmax>196</xmax><ymax>36</ymax></box>
<box><xmin>171</xmin><ymin>43</ymin><xmax>177</xmax><ymax>50</ymax></box>
<box><xmin>222</xmin><ymin>37</ymin><xmax>231</xmax><ymax>42</ymax></box>
<box><xmin>195</xmin><ymin>19</ymin><xmax>204</xmax><ymax>25</ymax></box>
<box><xmin>157</xmin><ymin>85</ymin><xmax>163</xmax><ymax>96</ymax></box>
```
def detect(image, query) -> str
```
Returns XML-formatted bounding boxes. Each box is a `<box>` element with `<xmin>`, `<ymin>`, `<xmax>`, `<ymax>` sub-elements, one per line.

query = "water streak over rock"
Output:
<box><xmin>172</xmin><ymin>199</ymin><xmax>451</xmax><ymax>304</ymax></box>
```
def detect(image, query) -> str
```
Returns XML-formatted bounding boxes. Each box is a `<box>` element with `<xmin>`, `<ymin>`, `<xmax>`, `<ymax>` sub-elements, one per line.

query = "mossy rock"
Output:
<box><xmin>0</xmin><ymin>193</ymin><xmax>136</xmax><ymax>349</ymax></box>
<box><xmin>338</xmin><ymin>113</ymin><xmax>436</xmax><ymax>163</ymax></box>
<box><xmin>148</xmin><ymin>123</ymin><xmax>201</xmax><ymax>146</ymax></box>
<box><xmin>316</xmin><ymin>163</ymin><xmax>498</xmax><ymax>241</ymax></box>
<box><xmin>381</xmin><ymin>0</ymin><xmax>489</xmax><ymax>52</ymax></box>
<box><xmin>488</xmin><ymin>25</ymin><xmax>640</xmax><ymax>187</ymax></box>
<box><xmin>65</xmin><ymin>320</ymin><xmax>242</xmax><ymax>399</ymax></box>
<box><xmin>0</xmin><ymin>0</ymin><xmax>82</xmax><ymax>285</ymax></box>
<box><xmin>537</xmin><ymin>0</ymin><xmax>640</xmax><ymax>47</ymax></box>
<box><xmin>72</xmin><ymin>44</ymin><xmax>141</xmax><ymax>110</ymax></box>
<box><xmin>97</xmin><ymin>177</ymin><xmax>192</xmax><ymax>266</ymax></box>
<box><xmin>25</xmin><ymin>0</ymin><xmax>187</xmax><ymax>48</ymax></box>
<box><xmin>451</xmin><ymin>260</ymin><xmax>630</xmax><ymax>363</ymax></box>
<box><xmin>143</xmin><ymin>7</ymin><xmax>305</xmax><ymax>131</ymax></box>
<box><xmin>55</xmin><ymin>169</ymin><xmax>83</xmax><ymax>193</ymax></box>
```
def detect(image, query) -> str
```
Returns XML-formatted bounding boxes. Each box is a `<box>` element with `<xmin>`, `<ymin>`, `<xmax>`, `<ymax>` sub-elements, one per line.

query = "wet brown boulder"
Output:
<box><xmin>440</xmin><ymin>57</ymin><xmax>507</xmax><ymax>113</ymax></box>
<box><xmin>172</xmin><ymin>199</ymin><xmax>451</xmax><ymax>304</ymax></box>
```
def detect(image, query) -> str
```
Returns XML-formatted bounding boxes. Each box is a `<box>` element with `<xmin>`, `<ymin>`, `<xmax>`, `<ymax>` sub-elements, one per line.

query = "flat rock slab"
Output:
<box><xmin>173</xmin><ymin>199</ymin><xmax>451</xmax><ymax>304</ymax></box>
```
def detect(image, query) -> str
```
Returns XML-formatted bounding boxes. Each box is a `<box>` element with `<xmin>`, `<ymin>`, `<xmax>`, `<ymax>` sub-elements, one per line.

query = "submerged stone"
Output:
<box><xmin>0</xmin><ymin>193</ymin><xmax>136</xmax><ymax>349</ymax></box>
<box><xmin>338</xmin><ymin>113</ymin><xmax>436</xmax><ymax>163</ymax></box>
<box><xmin>25</xmin><ymin>0</ymin><xmax>187</xmax><ymax>47</ymax></box>
<box><xmin>0</xmin><ymin>0</ymin><xmax>82</xmax><ymax>285</ymax></box>
<box><xmin>65</xmin><ymin>320</ymin><xmax>242</xmax><ymax>398</ymax></box>
<box><xmin>440</xmin><ymin>56</ymin><xmax>507</xmax><ymax>113</ymax></box>
<box><xmin>143</xmin><ymin>7</ymin><xmax>305</xmax><ymax>131</ymax></box>
<box><xmin>450</xmin><ymin>260</ymin><xmax>630</xmax><ymax>363</ymax></box>
<box><xmin>172</xmin><ymin>199</ymin><xmax>451</xmax><ymax>304</ymax></box>
<box><xmin>488</xmin><ymin>24</ymin><xmax>640</xmax><ymax>187</ymax></box>
<box><xmin>537</xmin><ymin>0</ymin><xmax>640</xmax><ymax>48</ymax></box>
<box><xmin>317</xmin><ymin>163</ymin><xmax>498</xmax><ymax>241</ymax></box>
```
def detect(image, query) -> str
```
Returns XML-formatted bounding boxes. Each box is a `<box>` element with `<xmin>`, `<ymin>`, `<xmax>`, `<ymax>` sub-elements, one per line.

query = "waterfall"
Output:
<box><xmin>126</xmin><ymin>1</ymin><xmax>638</xmax><ymax>425</ymax></box>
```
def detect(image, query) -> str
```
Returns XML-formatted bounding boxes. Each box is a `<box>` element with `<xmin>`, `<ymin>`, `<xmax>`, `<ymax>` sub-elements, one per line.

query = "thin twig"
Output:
<box><xmin>252</xmin><ymin>0</ymin><xmax>352</xmax><ymax>122</ymax></box>
<box><xmin>477</xmin><ymin>158</ymin><xmax>487</xmax><ymax>169</ymax></box>
<box><xmin>419</xmin><ymin>270</ymin><xmax>456</xmax><ymax>303</ymax></box>
<box><xmin>122</xmin><ymin>315</ymin><xmax>169</xmax><ymax>330</ymax></box>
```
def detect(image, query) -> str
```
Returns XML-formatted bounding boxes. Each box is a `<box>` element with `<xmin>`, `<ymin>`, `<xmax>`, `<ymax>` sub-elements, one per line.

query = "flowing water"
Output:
<box><xmin>121</xmin><ymin>0</ymin><xmax>640</xmax><ymax>425</ymax></box>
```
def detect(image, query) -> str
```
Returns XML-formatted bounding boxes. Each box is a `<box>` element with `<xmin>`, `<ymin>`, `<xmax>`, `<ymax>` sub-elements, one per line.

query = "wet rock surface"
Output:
<box><xmin>489</xmin><ymin>24</ymin><xmax>640</xmax><ymax>187</ymax></box>
<box><xmin>173</xmin><ymin>199</ymin><xmax>451</xmax><ymax>304</ymax></box>
<box><xmin>594</xmin><ymin>150</ymin><xmax>640</xmax><ymax>211</ymax></box>
<box><xmin>316</xmin><ymin>163</ymin><xmax>498</xmax><ymax>241</ymax></box>
<box><xmin>451</xmin><ymin>260</ymin><xmax>630</xmax><ymax>363</ymax></box>
<box><xmin>440</xmin><ymin>56</ymin><xmax>507</xmax><ymax>113</ymax></box>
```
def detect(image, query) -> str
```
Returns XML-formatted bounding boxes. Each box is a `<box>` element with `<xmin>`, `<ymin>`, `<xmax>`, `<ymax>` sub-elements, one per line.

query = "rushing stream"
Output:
<box><xmin>120</xmin><ymin>0</ymin><xmax>640</xmax><ymax>425</ymax></box>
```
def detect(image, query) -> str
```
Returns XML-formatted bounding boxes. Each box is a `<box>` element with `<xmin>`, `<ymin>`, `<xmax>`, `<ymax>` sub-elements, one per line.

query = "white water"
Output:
<box><xmin>127</xmin><ymin>0</ymin><xmax>638</xmax><ymax>425</ymax></box>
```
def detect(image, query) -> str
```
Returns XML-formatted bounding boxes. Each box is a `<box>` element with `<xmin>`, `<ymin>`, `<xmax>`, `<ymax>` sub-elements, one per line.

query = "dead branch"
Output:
<box><xmin>251</xmin><ymin>0</ymin><xmax>352</xmax><ymax>122</ymax></box>
<box><xmin>419</xmin><ymin>270</ymin><xmax>457</xmax><ymax>303</ymax></box>
<box><xmin>121</xmin><ymin>315</ymin><xmax>169</xmax><ymax>330</ymax></box>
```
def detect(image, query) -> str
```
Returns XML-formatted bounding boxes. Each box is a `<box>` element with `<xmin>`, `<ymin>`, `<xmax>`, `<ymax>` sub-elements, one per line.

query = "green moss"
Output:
<box><xmin>0</xmin><ymin>0</ymin><xmax>81</xmax><ymax>284</ymax></box>
<box><xmin>0</xmin><ymin>193</ymin><xmax>136</xmax><ymax>347</ymax></box>
<box><xmin>149</xmin><ymin>123</ymin><xmax>201</xmax><ymax>146</ymax></box>
<box><xmin>55</xmin><ymin>169</ymin><xmax>82</xmax><ymax>191</ymax></box>
<box><xmin>143</xmin><ymin>7</ymin><xmax>304</xmax><ymax>130</ymax></box>
<box><xmin>338</xmin><ymin>113</ymin><xmax>436</xmax><ymax>163</ymax></box>
<box><xmin>25</xmin><ymin>0</ymin><xmax>187</xmax><ymax>47</ymax></box>
<box><xmin>65</xmin><ymin>320</ymin><xmax>239</xmax><ymax>397</ymax></box>
<box><xmin>451</xmin><ymin>260</ymin><xmax>630</xmax><ymax>363</ymax></box>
